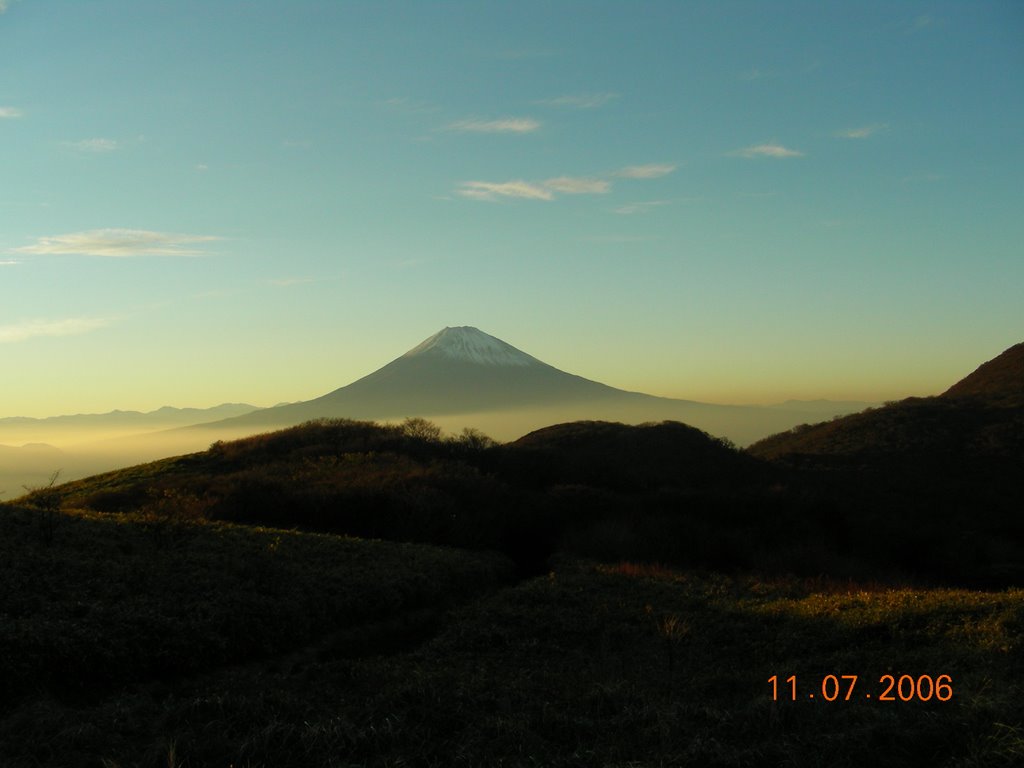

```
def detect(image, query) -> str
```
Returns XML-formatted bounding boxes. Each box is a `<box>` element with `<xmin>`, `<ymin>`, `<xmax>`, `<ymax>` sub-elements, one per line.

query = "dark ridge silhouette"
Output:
<box><xmin>748</xmin><ymin>341</ymin><xmax>1024</xmax><ymax>463</ymax></box>
<box><xmin>500</xmin><ymin>420</ymin><xmax>767</xmax><ymax>492</ymax></box>
<box><xmin>747</xmin><ymin>396</ymin><xmax>1024</xmax><ymax>464</ymax></box>
<box><xmin>942</xmin><ymin>341</ymin><xmax>1024</xmax><ymax>405</ymax></box>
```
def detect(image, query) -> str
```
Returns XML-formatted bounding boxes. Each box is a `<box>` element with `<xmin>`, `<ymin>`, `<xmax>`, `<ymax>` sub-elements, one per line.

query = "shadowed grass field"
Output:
<box><xmin>1</xmin><ymin>508</ymin><xmax>1021</xmax><ymax>767</ymax></box>
<box><xmin>0</xmin><ymin>504</ymin><xmax>513</xmax><ymax>708</ymax></box>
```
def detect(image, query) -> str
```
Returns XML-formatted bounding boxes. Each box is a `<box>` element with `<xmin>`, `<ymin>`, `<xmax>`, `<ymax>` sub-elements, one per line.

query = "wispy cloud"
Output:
<box><xmin>457</xmin><ymin>181</ymin><xmax>553</xmax><ymax>201</ymax></box>
<box><xmin>268</xmin><ymin>277</ymin><xmax>313</xmax><ymax>287</ymax></box>
<box><xmin>616</xmin><ymin>164</ymin><xmax>676</xmax><ymax>179</ymax></box>
<box><xmin>543</xmin><ymin>177</ymin><xmax>610</xmax><ymax>194</ymax></box>
<box><xmin>0</xmin><ymin>106</ymin><xmax>23</xmax><ymax>119</ymax></box>
<box><xmin>0</xmin><ymin>1</ymin><xmax>8</xmax><ymax>13</ymax></box>
<box><xmin>14</xmin><ymin>229</ymin><xmax>222</xmax><ymax>257</ymax></box>
<box><xmin>0</xmin><ymin>317</ymin><xmax>110</xmax><ymax>344</ymax></box>
<box><xmin>0</xmin><ymin>259</ymin><xmax>20</xmax><ymax>266</ymax></box>
<box><xmin>537</xmin><ymin>93</ymin><xmax>618</xmax><ymax>109</ymax></box>
<box><xmin>458</xmin><ymin>160</ymin><xmax>679</xmax><ymax>202</ymax></box>
<box><xmin>835</xmin><ymin>123</ymin><xmax>888</xmax><ymax>139</ymax></box>
<box><xmin>446</xmin><ymin>118</ymin><xmax>540</xmax><ymax>134</ymax></box>
<box><xmin>614</xmin><ymin>200</ymin><xmax>671</xmax><ymax>215</ymax></box>
<box><xmin>731</xmin><ymin>143</ymin><xmax>804</xmax><ymax>158</ymax></box>
<box><xmin>63</xmin><ymin>138</ymin><xmax>118</xmax><ymax>153</ymax></box>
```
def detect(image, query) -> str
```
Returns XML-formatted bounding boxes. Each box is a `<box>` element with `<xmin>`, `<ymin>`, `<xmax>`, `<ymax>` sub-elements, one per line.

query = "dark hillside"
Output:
<box><xmin>748</xmin><ymin>396</ymin><xmax>1024</xmax><ymax>465</ymax></box>
<box><xmin>57</xmin><ymin>419</ymin><xmax>529</xmax><ymax>560</ymax></box>
<box><xmin>942</xmin><ymin>341</ymin><xmax>1024</xmax><ymax>404</ymax></box>
<box><xmin>748</xmin><ymin>341</ymin><xmax>1024</xmax><ymax>467</ymax></box>
<box><xmin>499</xmin><ymin>420</ymin><xmax>767</xmax><ymax>492</ymax></box>
<box><xmin>57</xmin><ymin>419</ymin><xmax>778</xmax><ymax>577</ymax></box>
<box><xmin>50</xmin><ymin>413</ymin><xmax>1024</xmax><ymax>587</ymax></box>
<box><xmin>746</xmin><ymin>344</ymin><xmax>1024</xmax><ymax>586</ymax></box>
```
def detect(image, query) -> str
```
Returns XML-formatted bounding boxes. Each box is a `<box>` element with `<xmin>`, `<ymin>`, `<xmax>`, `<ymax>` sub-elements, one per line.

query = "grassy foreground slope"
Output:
<box><xmin>1</xmin><ymin>560</ymin><xmax>1021</xmax><ymax>767</ymax></box>
<box><xmin>0</xmin><ymin>503</ymin><xmax>513</xmax><ymax>707</ymax></box>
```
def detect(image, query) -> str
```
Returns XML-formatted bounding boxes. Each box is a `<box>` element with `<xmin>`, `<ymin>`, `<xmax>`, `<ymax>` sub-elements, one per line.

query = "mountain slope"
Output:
<box><xmin>942</xmin><ymin>342</ymin><xmax>1024</xmax><ymax>405</ymax></box>
<box><xmin>748</xmin><ymin>397</ymin><xmax>1024</xmax><ymax>462</ymax></box>
<box><xmin>748</xmin><ymin>341</ymin><xmax>1024</xmax><ymax>464</ymax></box>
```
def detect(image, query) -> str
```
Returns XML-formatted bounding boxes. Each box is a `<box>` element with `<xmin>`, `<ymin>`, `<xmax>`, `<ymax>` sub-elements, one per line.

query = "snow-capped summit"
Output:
<box><xmin>402</xmin><ymin>326</ymin><xmax>540</xmax><ymax>367</ymax></box>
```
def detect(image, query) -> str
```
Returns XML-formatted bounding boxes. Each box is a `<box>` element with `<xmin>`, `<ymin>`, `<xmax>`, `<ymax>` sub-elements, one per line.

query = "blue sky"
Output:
<box><xmin>2</xmin><ymin>0</ymin><xmax>1022</xmax><ymax>416</ymax></box>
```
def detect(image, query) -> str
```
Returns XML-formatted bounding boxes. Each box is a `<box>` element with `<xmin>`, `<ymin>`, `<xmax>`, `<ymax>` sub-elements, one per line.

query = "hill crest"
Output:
<box><xmin>748</xmin><ymin>341</ymin><xmax>1024</xmax><ymax>463</ymax></box>
<box><xmin>942</xmin><ymin>342</ymin><xmax>1024</xmax><ymax>405</ymax></box>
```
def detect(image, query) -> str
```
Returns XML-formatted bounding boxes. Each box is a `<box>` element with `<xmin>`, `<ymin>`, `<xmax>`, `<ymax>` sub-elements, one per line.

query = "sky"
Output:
<box><xmin>1</xmin><ymin>0</ymin><xmax>1022</xmax><ymax>417</ymax></box>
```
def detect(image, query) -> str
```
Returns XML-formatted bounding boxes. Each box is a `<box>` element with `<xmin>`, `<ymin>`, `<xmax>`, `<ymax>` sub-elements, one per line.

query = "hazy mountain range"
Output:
<box><xmin>0</xmin><ymin>403</ymin><xmax>261</xmax><ymax>442</ymax></box>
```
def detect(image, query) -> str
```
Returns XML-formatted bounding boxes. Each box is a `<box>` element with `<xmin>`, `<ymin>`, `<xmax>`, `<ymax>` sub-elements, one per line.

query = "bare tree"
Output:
<box><xmin>22</xmin><ymin>469</ymin><xmax>62</xmax><ymax>545</ymax></box>
<box><xmin>401</xmin><ymin>417</ymin><xmax>443</xmax><ymax>442</ymax></box>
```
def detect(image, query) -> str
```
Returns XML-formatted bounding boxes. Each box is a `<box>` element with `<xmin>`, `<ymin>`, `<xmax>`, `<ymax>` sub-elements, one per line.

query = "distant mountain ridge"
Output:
<box><xmin>0</xmin><ymin>403</ymin><xmax>261</xmax><ymax>431</ymax></box>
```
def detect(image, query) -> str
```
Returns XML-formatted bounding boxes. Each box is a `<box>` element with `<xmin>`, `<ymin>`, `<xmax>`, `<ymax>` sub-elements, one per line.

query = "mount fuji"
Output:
<box><xmin>207</xmin><ymin>326</ymin><xmax>643</xmax><ymax>424</ymax></box>
<box><xmin>193</xmin><ymin>326</ymin><xmax>833</xmax><ymax>444</ymax></box>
